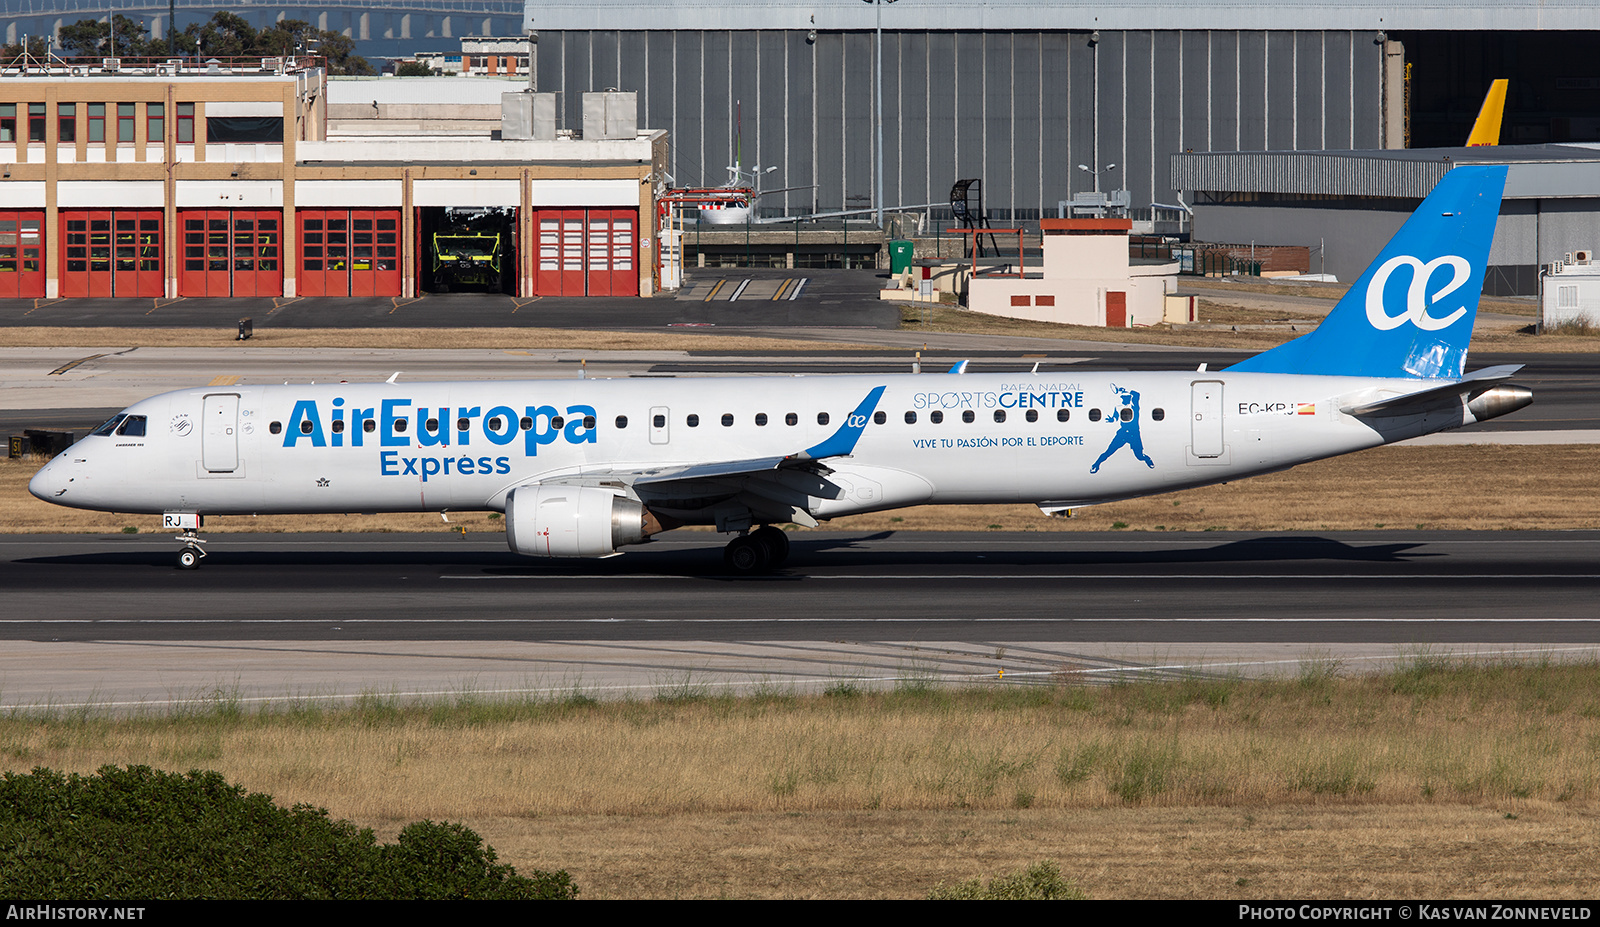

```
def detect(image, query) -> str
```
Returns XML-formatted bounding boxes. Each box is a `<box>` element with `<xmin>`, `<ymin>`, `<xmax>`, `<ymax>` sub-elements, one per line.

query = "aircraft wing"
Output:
<box><xmin>518</xmin><ymin>385</ymin><xmax>889</xmax><ymax>529</ymax></box>
<box><xmin>1340</xmin><ymin>365</ymin><xmax>1523</xmax><ymax>415</ymax></box>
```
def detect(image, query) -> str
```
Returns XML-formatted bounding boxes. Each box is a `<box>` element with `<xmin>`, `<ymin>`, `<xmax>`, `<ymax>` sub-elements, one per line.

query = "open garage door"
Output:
<box><xmin>299</xmin><ymin>209</ymin><xmax>401</xmax><ymax>297</ymax></box>
<box><xmin>60</xmin><ymin>210</ymin><xmax>162</xmax><ymax>298</ymax></box>
<box><xmin>534</xmin><ymin>207</ymin><xmax>636</xmax><ymax>296</ymax></box>
<box><xmin>0</xmin><ymin>211</ymin><xmax>44</xmax><ymax>298</ymax></box>
<box><xmin>179</xmin><ymin>210</ymin><xmax>282</xmax><ymax>297</ymax></box>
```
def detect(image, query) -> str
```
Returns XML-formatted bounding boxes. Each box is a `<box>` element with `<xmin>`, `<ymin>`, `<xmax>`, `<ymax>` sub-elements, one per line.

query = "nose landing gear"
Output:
<box><xmin>175</xmin><ymin>529</ymin><xmax>207</xmax><ymax>570</ymax></box>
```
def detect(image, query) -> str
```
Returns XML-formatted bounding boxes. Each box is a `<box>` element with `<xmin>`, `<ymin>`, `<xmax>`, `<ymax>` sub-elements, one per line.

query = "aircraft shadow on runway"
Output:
<box><xmin>18</xmin><ymin>533</ymin><xmax>1437</xmax><ymax>578</ymax></box>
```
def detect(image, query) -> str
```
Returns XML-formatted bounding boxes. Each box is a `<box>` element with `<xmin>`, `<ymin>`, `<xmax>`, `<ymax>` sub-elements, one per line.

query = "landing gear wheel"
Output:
<box><xmin>177</xmin><ymin>547</ymin><xmax>201</xmax><ymax>570</ymax></box>
<box><xmin>750</xmin><ymin>525</ymin><xmax>790</xmax><ymax>567</ymax></box>
<box><xmin>723</xmin><ymin>534</ymin><xmax>772</xmax><ymax>575</ymax></box>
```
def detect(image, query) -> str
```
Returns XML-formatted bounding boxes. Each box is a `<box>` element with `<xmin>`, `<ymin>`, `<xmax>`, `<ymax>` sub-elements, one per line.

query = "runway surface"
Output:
<box><xmin>2</xmin><ymin>531</ymin><xmax>1596</xmax><ymax>711</ymax></box>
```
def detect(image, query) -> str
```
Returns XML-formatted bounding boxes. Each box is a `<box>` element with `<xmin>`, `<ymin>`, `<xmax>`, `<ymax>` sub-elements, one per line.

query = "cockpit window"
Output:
<box><xmin>91</xmin><ymin>414</ymin><xmax>127</xmax><ymax>437</ymax></box>
<box><xmin>116</xmin><ymin>415</ymin><xmax>147</xmax><ymax>437</ymax></box>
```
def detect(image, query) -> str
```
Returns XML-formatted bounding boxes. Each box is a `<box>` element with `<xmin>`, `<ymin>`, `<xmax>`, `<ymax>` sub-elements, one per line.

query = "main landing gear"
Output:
<box><xmin>723</xmin><ymin>525</ymin><xmax>790</xmax><ymax>575</ymax></box>
<box><xmin>175</xmin><ymin>529</ymin><xmax>208</xmax><ymax>570</ymax></box>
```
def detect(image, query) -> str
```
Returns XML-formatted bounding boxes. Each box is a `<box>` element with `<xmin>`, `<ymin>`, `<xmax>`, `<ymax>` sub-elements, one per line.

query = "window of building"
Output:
<box><xmin>146</xmin><ymin>102</ymin><xmax>164</xmax><ymax>143</ymax></box>
<box><xmin>176</xmin><ymin>103</ymin><xmax>194</xmax><ymax>143</ymax></box>
<box><xmin>27</xmin><ymin>104</ymin><xmax>44</xmax><ymax>142</ymax></box>
<box><xmin>206</xmin><ymin>116</ymin><xmax>283</xmax><ymax>143</ymax></box>
<box><xmin>87</xmin><ymin>103</ymin><xmax>105</xmax><ymax>143</ymax></box>
<box><xmin>117</xmin><ymin>103</ymin><xmax>135</xmax><ymax>142</ymax></box>
<box><xmin>57</xmin><ymin>103</ymin><xmax>75</xmax><ymax>142</ymax></box>
<box><xmin>0</xmin><ymin>104</ymin><xmax>14</xmax><ymax>142</ymax></box>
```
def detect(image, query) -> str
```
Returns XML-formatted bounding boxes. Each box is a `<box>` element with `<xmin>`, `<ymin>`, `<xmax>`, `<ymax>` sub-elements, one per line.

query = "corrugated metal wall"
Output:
<box><xmin>535</xmin><ymin>28</ymin><xmax>1387</xmax><ymax>218</ymax></box>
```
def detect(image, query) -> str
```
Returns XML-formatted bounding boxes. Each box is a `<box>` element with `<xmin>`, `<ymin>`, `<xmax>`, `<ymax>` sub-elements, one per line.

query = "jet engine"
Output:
<box><xmin>504</xmin><ymin>485</ymin><xmax>647</xmax><ymax>558</ymax></box>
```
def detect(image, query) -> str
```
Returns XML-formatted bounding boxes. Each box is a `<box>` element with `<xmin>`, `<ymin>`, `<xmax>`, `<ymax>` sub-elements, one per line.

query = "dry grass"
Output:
<box><xmin>0</xmin><ymin>326</ymin><xmax>882</xmax><ymax>352</ymax></box>
<box><xmin>5</xmin><ymin>662</ymin><xmax>1600</xmax><ymax>898</ymax></box>
<box><xmin>8</xmin><ymin>445</ymin><xmax>1595</xmax><ymax>535</ymax></box>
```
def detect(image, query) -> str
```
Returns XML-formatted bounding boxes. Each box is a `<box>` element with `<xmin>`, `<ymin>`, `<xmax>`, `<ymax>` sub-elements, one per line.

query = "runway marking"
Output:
<box><xmin>8</xmin><ymin>618</ymin><xmax>1600</xmax><ymax>625</ymax></box>
<box><xmin>207</xmin><ymin>374</ymin><xmax>239</xmax><ymax>386</ymax></box>
<box><xmin>437</xmin><ymin>573</ymin><xmax>1600</xmax><ymax>581</ymax></box>
<box><xmin>48</xmin><ymin>353</ymin><xmax>107</xmax><ymax>375</ymax></box>
<box><xmin>728</xmin><ymin>278</ymin><xmax>752</xmax><ymax>301</ymax></box>
<box><xmin>703</xmin><ymin>279</ymin><xmax>728</xmax><ymax>301</ymax></box>
<box><xmin>788</xmin><ymin>278</ymin><xmax>808</xmax><ymax>300</ymax></box>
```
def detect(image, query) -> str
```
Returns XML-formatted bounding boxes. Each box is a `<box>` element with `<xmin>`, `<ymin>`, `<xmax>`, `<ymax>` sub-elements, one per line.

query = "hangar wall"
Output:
<box><xmin>526</xmin><ymin>29</ymin><xmax>1388</xmax><ymax>220</ymax></box>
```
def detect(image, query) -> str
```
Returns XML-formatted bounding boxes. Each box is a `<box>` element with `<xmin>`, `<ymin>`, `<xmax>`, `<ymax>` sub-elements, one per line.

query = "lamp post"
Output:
<box><xmin>1077</xmin><ymin>162</ymin><xmax>1117</xmax><ymax>194</ymax></box>
<box><xmin>863</xmin><ymin>0</ymin><xmax>897</xmax><ymax>230</ymax></box>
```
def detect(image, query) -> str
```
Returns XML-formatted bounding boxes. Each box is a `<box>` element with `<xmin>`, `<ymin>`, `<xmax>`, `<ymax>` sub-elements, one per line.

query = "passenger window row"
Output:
<box><xmin>265</xmin><ymin>407</ymin><xmax>1164</xmax><ymax>436</ymax></box>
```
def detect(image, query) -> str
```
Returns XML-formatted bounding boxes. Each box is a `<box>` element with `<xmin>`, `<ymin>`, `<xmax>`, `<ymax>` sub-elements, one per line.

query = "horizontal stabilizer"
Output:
<box><xmin>1339</xmin><ymin>365</ymin><xmax>1522</xmax><ymax>415</ymax></box>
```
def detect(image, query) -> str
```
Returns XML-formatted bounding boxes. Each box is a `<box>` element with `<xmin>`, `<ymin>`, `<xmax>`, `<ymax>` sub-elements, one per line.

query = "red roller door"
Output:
<box><xmin>0</xmin><ymin>211</ymin><xmax>44</xmax><ymax>298</ymax></box>
<box><xmin>179</xmin><ymin>209</ymin><xmax>282</xmax><ymax>297</ymax></box>
<box><xmin>60</xmin><ymin>210</ymin><xmax>162</xmax><ymax>298</ymax></box>
<box><xmin>534</xmin><ymin>207</ymin><xmax>636</xmax><ymax>296</ymax></box>
<box><xmin>299</xmin><ymin>209</ymin><xmax>400</xmax><ymax>297</ymax></box>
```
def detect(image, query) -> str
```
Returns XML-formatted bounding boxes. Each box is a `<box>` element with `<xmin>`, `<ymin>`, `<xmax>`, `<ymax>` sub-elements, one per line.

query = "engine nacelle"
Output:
<box><xmin>504</xmin><ymin>485</ymin><xmax>647</xmax><ymax>558</ymax></box>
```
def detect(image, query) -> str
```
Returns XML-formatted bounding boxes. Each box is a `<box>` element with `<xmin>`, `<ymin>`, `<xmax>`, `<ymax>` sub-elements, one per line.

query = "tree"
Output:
<box><xmin>50</xmin><ymin>13</ymin><xmax>373</xmax><ymax>75</ymax></box>
<box><xmin>0</xmin><ymin>765</ymin><xmax>577</xmax><ymax>900</ymax></box>
<box><xmin>395</xmin><ymin>60</ymin><xmax>437</xmax><ymax>77</ymax></box>
<box><xmin>57</xmin><ymin>15</ymin><xmax>163</xmax><ymax>59</ymax></box>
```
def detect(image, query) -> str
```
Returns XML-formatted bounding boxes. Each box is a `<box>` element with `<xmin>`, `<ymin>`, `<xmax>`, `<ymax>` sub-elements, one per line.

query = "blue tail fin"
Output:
<box><xmin>1226</xmin><ymin>165</ymin><xmax>1507</xmax><ymax>380</ymax></box>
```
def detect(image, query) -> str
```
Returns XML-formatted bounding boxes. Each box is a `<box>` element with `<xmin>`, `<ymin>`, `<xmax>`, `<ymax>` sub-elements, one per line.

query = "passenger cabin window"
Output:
<box><xmin>817</xmin><ymin>412</ymin><xmax>830</xmax><ymax>426</ymax></box>
<box><xmin>930</xmin><ymin>411</ymin><xmax>944</xmax><ymax>424</ymax></box>
<box><xmin>1089</xmin><ymin>409</ymin><xmax>1102</xmax><ymax>422</ymax></box>
<box><xmin>1057</xmin><ymin>409</ymin><xmax>1070</xmax><ymax>422</ymax></box>
<box><xmin>1152</xmin><ymin>408</ymin><xmax>1165</xmax><ymax>421</ymax></box>
<box><xmin>962</xmin><ymin>410</ymin><xmax>975</xmax><ymax>423</ymax></box>
<box><xmin>300</xmin><ymin>419</ymin><xmax>314</xmax><ymax>434</ymax></box>
<box><xmin>686</xmin><ymin>414</ymin><xmax>699</xmax><ymax>428</ymax></box>
<box><xmin>1026</xmin><ymin>409</ymin><xmax>1038</xmax><ymax>422</ymax></box>
<box><xmin>905</xmin><ymin>411</ymin><xmax>917</xmax><ymax>424</ymax></box>
<box><xmin>615</xmin><ymin>415</ymin><xmax>628</xmax><ymax>429</ymax></box>
<box><xmin>873</xmin><ymin>411</ymin><xmax>886</xmax><ymax>425</ymax></box>
<box><xmin>552</xmin><ymin>416</ymin><xmax>565</xmax><ymax>429</ymax></box>
<box><xmin>993</xmin><ymin>410</ymin><xmax>1005</xmax><ymax>423</ymax></box>
<box><xmin>1120</xmin><ymin>408</ymin><xmax>1133</xmax><ymax>422</ymax></box>
<box><xmin>785</xmin><ymin>413</ymin><xmax>798</xmax><ymax>426</ymax></box>
<box><xmin>652</xmin><ymin>414</ymin><xmax>665</xmax><ymax>428</ymax></box>
<box><xmin>487</xmin><ymin>416</ymin><xmax>502</xmax><ymax>430</ymax></box>
<box><xmin>363</xmin><ymin>420</ymin><xmax>376</xmax><ymax>433</ymax></box>
<box><xmin>582</xmin><ymin>415</ymin><xmax>596</xmax><ymax>429</ymax></box>
<box><xmin>455</xmin><ymin>417</ymin><xmax>469</xmax><ymax>431</ymax></box>
<box><xmin>721</xmin><ymin>413</ymin><xmax>734</xmax><ymax>427</ymax></box>
<box><xmin>332</xmin><ymin>420</ymin><xmax>345</xmax><ymax>434</ymax></box>
<box><xmin>425</xmin><ymin>418</ymin><xmax>440</xmax><ymax>432</ymax></box>
<box><xmin>269</xmin><ymin>421</ymin><xmax>282</xmax><ymax>435</ymax></box>
<box><xmin>755</xmin><ymin>413</ymin><xmax>768</xmax><ymax>426</ymax></box>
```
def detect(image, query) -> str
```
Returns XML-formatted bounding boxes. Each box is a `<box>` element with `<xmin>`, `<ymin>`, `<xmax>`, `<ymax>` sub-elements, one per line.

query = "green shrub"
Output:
<box><xmin>927</xmin><ymin>861</ymin><xmax>1087</xmax><ymax>900</ymax></box>
<box><xmin>0</xmin><ymin>765</ymin><xmax>576</xmax><ymax>900</ymax></box>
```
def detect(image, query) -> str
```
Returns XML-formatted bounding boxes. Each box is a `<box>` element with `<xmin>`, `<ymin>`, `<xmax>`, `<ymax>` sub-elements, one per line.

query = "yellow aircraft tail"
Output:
<box><xmin>1466</xmin><ymin>79</ymin><xmax>1508</xmax><ymax>147</ymax></box>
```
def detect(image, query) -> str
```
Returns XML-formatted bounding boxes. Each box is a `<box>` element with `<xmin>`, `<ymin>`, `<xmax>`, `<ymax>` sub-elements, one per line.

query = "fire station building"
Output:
<box><xmin>0</xmin><ymin>59</ymin><xmax>664</xmax><ymax>300</ymax></box>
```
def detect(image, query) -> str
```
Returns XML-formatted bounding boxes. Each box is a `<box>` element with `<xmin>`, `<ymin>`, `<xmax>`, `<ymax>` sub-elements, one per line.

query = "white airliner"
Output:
<box><xmin>31</xmin><ymin>166</ymin><xmax>1531</xmax><ymax>572</ymax></box>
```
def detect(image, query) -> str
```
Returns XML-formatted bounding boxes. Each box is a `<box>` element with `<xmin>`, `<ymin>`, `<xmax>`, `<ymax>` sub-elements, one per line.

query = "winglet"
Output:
<box><xmin>793</xmin><ymin>385</ymin><xmax>887</xmax><ymax>461</ymax></box>
<box><xmin>1466</xmin><ymin>79</ymin><xmax>1508</xmax><ymax>147</ymax></box>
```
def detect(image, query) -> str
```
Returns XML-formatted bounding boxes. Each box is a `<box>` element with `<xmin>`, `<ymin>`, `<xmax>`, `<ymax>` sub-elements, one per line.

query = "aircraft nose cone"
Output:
<box><xmin>27</xmin><ymin>459</ymin><xmax>60</xmax><ymax>502</ymax></box>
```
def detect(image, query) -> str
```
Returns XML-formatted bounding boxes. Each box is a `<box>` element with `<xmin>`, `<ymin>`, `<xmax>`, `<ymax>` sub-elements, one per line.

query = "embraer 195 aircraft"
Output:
<box><xmin>31</xmin><ymin>166</ymin><xmax>1531</xmax><ymax>572</ymax></box>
